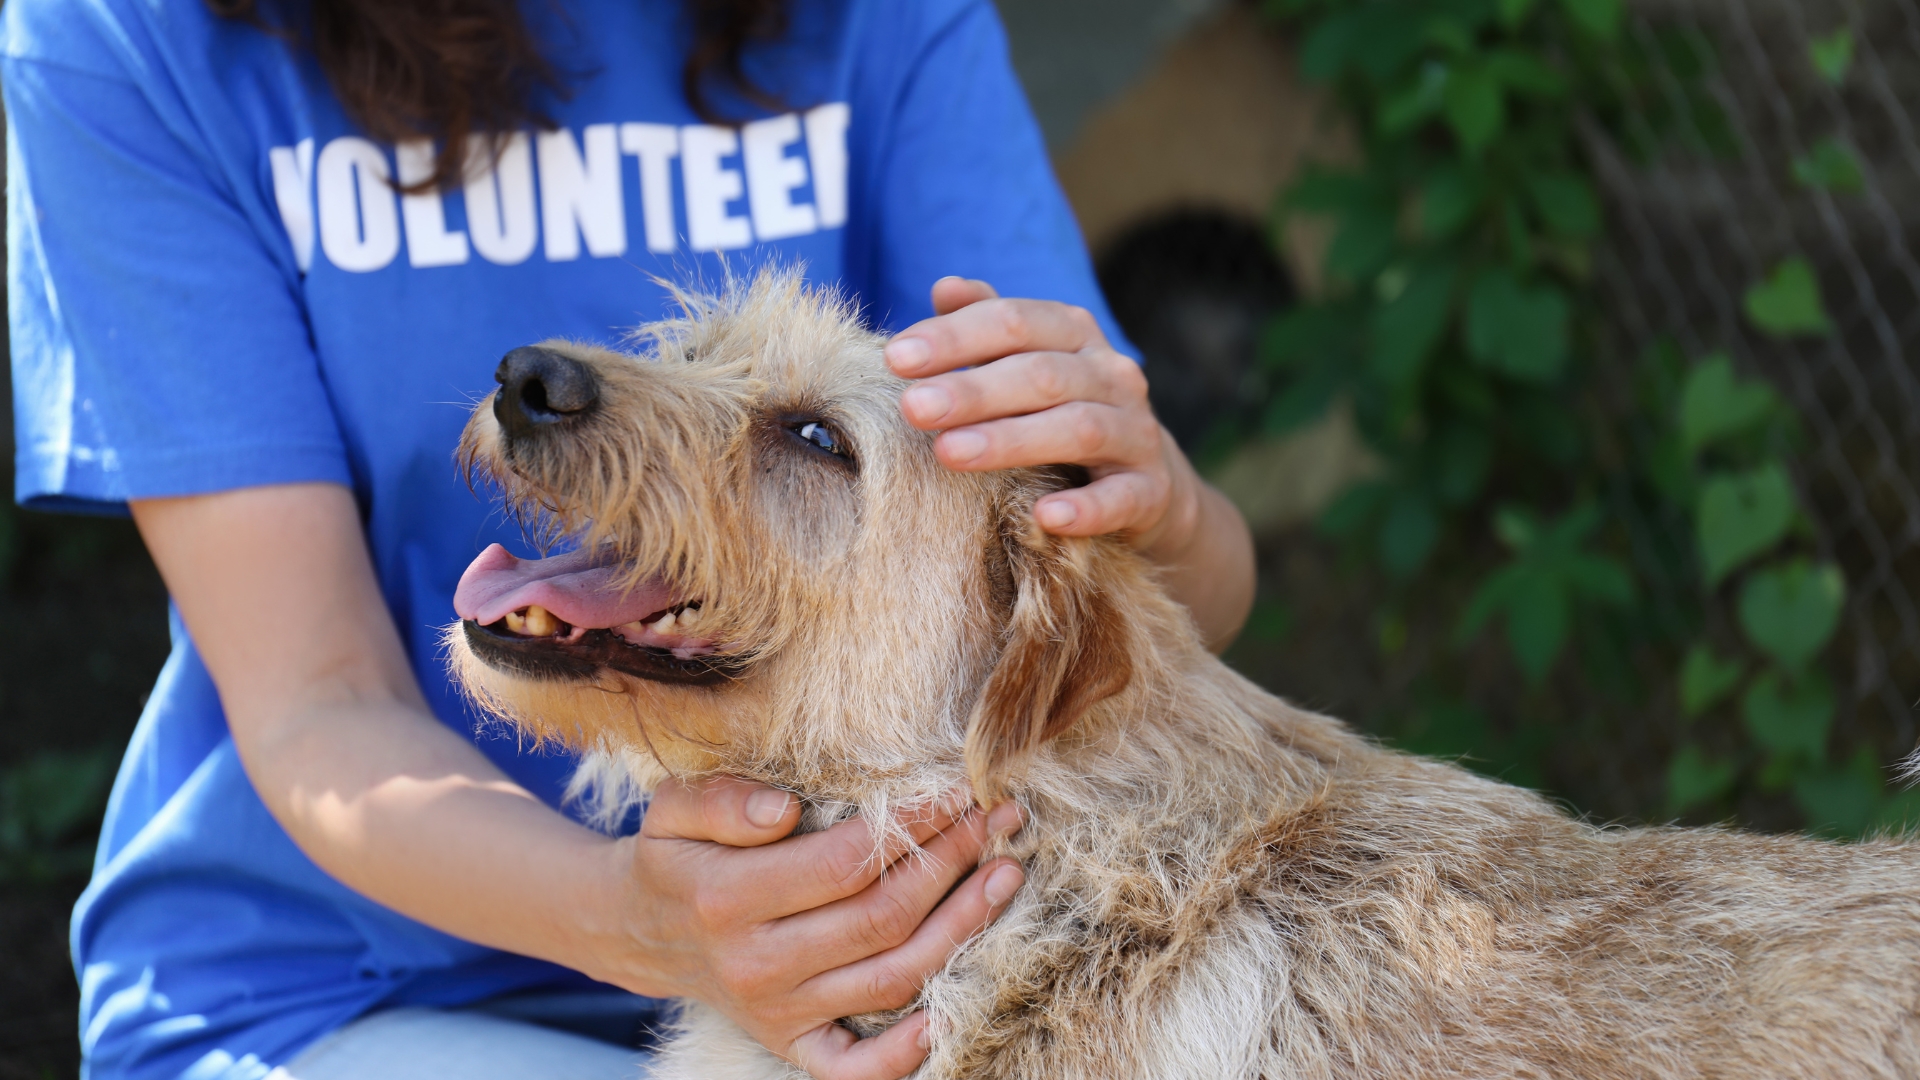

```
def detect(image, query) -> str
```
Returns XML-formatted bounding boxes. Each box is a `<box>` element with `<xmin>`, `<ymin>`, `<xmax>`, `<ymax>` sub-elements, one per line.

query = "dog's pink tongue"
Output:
<box><xmin>454</xmin><ymin>544</ymin><xmax>674</xmax><ymax>629</ymax></box>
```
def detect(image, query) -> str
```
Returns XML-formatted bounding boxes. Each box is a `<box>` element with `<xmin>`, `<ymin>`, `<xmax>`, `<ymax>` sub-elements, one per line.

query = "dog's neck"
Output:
<box><xmin>726</xmin><ymin>584</ymin><xmax>1348</xmax><ymax>853</ymax></box>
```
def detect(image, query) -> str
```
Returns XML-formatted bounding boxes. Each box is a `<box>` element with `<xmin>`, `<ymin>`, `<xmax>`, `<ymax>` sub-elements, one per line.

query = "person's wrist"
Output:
<box><xmin>1132</xmin><ymin>428</ymin><xmax>1204</xmax><ymax>563</ymax></box>
<box><xmin>564</xmin><ymin>833</ymin><xmax>676</xmax><ymax>997</ymax></box>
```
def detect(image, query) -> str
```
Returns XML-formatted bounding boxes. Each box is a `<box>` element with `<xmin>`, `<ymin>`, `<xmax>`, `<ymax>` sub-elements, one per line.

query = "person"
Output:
<box><xmin>1</xmin><ymin>0</ymin><xmax>1257</xmax><ymax>1077</ymax></box>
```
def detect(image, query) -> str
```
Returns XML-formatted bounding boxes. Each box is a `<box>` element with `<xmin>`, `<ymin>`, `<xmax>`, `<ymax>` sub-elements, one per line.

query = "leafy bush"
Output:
<box><xmin>1257</xmin><ymin>0</ymin><xmax>1900</xmax><ymax>832</ymax></box>
<box><xmin>0</xmin><ymin>501</ymin><xmax>175</xmax><ymax>886</ymax></box>
<box><xmin>0</xmin><ymin>747</ymin><xmax>115</xmax><ymax>883</ymax></box>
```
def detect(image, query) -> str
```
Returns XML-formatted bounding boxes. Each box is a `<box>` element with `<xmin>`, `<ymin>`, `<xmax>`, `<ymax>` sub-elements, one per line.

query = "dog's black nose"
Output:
<box><xmin>493</xmin><ymin>345</ymin><xmax>598</xmax><ymax>437</ymax></box>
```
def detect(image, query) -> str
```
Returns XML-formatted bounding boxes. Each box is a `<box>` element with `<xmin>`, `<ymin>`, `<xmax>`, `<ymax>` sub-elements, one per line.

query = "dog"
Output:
<box><xmin>447</xmin><ymin>271</ymin><xmax>1920</xmax><ymax>1079</ymax></box>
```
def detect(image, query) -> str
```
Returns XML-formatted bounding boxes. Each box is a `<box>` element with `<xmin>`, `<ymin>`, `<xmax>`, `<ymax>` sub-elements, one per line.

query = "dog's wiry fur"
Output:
<box><xmin>451</xmin><ymin>272</ymin><xmax>1920</xmax><ymax>1079</ymax></box>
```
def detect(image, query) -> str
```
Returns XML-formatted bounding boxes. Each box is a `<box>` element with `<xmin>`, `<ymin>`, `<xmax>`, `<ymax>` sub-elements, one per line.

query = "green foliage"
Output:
<box><xmin>1744</xmin><ymin>257</ymin><xmax>1833</xmax><ymax>338</ymax></box>
<box><xmin>1395</xmin><ymin>696</ymin><xmax>1550</xmax><ymax>789</ymax></box>
<box><xmin>1456</xmin><ymin>504</ymin><xmax>1633</xmax><ymax>683</ymax></box>
<box><xmin>1524</xmin><ymin>172</ymin><xmax>1599</xmax><ymax>236</ymax></box>
<box><xmin>1674</xmin><ymin>353</ymin><xmax>1868</xmax><ymax>827</ymax></box>
<box><xmin>1678</xmin><ymin>353</ymin><xmax>1778</xmax><ymax>454</ymax></box>
<box><xmin>0</xmin><ymin>747</ymin><xmax>115</xmax><ymax>882</ymax></box>
<box><xmin>1738</xmin><ymin>559</ymin><xmax>1845</xmax><ymax>672</ymax></box>
<box><xmin>1696</xmin><ymin>463</ymin><xmax>1794</xmax><ymax>586</ymax></box>
<box><xmin>1264</xmin><ymin>0</ymin><xmax>1879</xmax><ymax>834</ymax></box>
<box><xmin>1667</xmin><ymin>743</ymin><xmax>1736</xmax><ymax>814</ymax></box>
<box><xmin>1741</xmin><ymin>670</ymin><xmax>1833</xmax><ymax>760</ymax></box>
<box><xmin>1243</xmin><ymin>601</ymin><xmax>1296</xmax><ymax>643</ymax></box>
<box><xmin>1557</xmin><ymin>0</ymin><xmax>1621</xmax><ymax>40</ymax></box>
<box><xmin>1808</xmin><ymin>27</ymin><xmax>1854</xmax><ymax>85</ymax></box>
<box><xmin>1679</xmin><ymin>644</ymin><xmax>1744</xmax><ymax>717</ymax></box>
<box><xmin>1793</xmin><ymin>748</ymin><xmax>1880</xmax><ymax>836</ymax></box>
<box><xmin>1792</xmin><ymin>138</ymin><xmax>1864</xmax><ymax>193</ymax></box>
<box><xmin>1466</xmin><ymin>270</ymin><xmax>1571</xmax><ymax>380</ymax></box>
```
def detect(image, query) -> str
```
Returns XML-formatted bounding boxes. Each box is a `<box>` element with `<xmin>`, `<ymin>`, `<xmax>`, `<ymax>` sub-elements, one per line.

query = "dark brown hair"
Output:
<box><xmin>209</xmin><ymin>0</ymin><xmax>790</xmax><ymax>190</ymax></box>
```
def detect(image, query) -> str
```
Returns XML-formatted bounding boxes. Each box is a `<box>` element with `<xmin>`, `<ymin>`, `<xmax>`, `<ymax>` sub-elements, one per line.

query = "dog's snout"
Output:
<box><xmin>493</xmin><ymin>345</ymin><xmax>598</xmax><ymax>438</ymax></box>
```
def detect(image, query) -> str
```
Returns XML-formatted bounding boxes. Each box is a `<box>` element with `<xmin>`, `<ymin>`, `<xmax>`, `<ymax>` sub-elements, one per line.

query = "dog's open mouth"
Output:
<box><xmin>454</xmin><ymin>544</ymin><xmax>741</xmax><ymax>685</ymax></box>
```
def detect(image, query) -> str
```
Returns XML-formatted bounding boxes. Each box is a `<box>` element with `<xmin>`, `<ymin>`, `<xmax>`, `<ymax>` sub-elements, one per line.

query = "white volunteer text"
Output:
<box><xmin>269</xmin><ymin>103</ymin><xmax>851</xmax><ymax>275</ymax></box>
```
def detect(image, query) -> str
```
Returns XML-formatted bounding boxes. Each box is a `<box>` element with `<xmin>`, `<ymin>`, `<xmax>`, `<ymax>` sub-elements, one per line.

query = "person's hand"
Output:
<box><xmin>591</xmin><ymin>776</ymin><xmax>1025</xmax><ymax>1080</ymax></box>
<box><xmin>885</xmin><ymin>277</ymin><xmax>1257</xmax><ymax>649</ymax></box>
<box><xmin>885</xmin><ymin>277</ymin><xmax>1201</xmax><ymax>558</ymax></box>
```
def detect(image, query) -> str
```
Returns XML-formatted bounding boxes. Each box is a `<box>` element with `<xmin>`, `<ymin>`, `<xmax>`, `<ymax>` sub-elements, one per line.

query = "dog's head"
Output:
<box><xmin>449</xmin><ymin>273</ymin><xmax>1174</xmax><ymax>803</ymax></box>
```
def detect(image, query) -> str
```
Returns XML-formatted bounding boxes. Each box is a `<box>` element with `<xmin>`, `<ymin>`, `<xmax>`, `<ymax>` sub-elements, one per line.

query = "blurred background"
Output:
<box><xmin>3</xmin><ymin>0</ymin><xmax>1917</xmax><ymax>1072</ymax></box>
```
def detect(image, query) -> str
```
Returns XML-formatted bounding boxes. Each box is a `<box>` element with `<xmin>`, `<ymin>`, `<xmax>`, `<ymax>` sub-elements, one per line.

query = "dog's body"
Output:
<box><xmin>450</xmin><ymin>275</ymin><xmax>1920</xmax><ymax>1079</ymax></box>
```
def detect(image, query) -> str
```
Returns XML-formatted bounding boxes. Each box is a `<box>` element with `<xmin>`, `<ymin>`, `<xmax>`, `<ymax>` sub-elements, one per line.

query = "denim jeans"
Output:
<box><xmin>276</xmin><ymin>991</ymin><xmax>666</xmax><ymax>1080</ymax></box>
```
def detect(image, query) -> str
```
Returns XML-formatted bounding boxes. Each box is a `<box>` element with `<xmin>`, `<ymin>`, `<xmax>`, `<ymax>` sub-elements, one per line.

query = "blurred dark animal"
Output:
<box><xmin>1097</xmin><ymin>207</ymin><xmax>1293</xmax><ymax>451</ymax></box>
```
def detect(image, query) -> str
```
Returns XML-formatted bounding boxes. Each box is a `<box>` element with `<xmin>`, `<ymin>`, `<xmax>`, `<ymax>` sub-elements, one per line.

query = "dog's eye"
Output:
<box><xmin>792</xmin><ymin>421</ymin><xmax>848</xmax><ymax>457</ymax></box>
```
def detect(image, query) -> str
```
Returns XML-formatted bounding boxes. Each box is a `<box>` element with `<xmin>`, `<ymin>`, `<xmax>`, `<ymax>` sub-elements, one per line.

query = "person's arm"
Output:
<box><xmin>130</xmin><ymin>481</ymin><xmax>1023</xmax><ymax>1080</ymax></box>
<box><xmin>887</xmin><ymin>279</ymin><xmax>1257</xmax><ymax>650</ymax></box>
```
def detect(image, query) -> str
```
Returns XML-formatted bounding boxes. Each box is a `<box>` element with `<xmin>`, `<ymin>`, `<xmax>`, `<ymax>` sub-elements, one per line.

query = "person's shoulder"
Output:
<box><xmin>1</xmin><ymin>0</ymin><xmax>218</xmax><ymax>80</ymax></box>
<box><xmin>838</xmin><ymin>0</ymin><xmax>995</xmax><ymax>49</ymax></box>
<box><xmin>821</xmin><ymin>0</ymin><xmax>999</xmax><ymax>102</ymax></box>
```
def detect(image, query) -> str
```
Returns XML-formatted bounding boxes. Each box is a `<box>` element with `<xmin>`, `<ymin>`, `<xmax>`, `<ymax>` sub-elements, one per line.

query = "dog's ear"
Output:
<box><xmin>965</xmin><ymin>519</ymin><xmax>1135</xmax><ymax>800</ymax></box>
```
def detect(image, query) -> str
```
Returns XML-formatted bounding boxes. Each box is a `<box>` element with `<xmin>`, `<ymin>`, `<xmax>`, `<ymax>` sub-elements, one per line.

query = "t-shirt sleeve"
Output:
<box><xmin>6</xmin><ymin>55</ymin><xmax>351</xmax><ymax>514</ymax></box>
<box><xmin>847</xmin><ymin>0</ymin><xmax>1135</xmax><ymax>355</ymax></box>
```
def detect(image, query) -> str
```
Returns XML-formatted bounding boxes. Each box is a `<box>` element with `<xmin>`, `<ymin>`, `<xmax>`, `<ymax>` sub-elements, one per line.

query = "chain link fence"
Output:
<box><xmin>1588</xmin><ymin>0</ymin><xmax>1920</xmax><ymax>765</ymax></box>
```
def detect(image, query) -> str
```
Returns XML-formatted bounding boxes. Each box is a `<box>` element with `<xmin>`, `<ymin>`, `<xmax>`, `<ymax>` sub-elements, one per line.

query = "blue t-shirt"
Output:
<box><xmin>1</xmin><ymin>1</ymin><xmax>1126</xmax><ymax>1077</ymax></box>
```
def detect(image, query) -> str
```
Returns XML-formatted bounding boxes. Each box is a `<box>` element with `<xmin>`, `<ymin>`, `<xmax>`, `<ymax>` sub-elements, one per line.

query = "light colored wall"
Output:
<box><xmin>1049</xmin><ymin>5</ymin><xmax>1339</xmax><ymax>280</ymax></box>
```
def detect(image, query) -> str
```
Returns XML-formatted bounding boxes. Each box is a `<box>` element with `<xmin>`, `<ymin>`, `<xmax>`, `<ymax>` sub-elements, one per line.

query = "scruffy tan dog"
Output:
<box><xmin>448</xmin><ymin>272</ymin><xmax>1920</xmax><ymax>1080</ymax></box>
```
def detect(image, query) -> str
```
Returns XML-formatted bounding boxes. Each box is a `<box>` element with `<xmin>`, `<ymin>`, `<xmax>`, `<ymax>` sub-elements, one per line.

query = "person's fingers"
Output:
<box><xmin>929</xmin><ymin>276</ymin><xmax>998</xmax><ymax>316</ymax></box>
<box><xmin>885</xmin><ymin>298</ymin><xmax>1108</xmax><ymax>378</ymax></box>
<box><xmin>931</xmin><ymin>401</ymin><xmax>1163</xmax><ymax>475</ymax></box>
<box><xmin>898</xmin><ymin>349</ymin><xmax>1148</xmax><ymax>432</ymax></box>
<box><xmin>801</xmin><ymin>857</ymin><xmax>1026</xmax><ymax>1017</ymax></box>
<box><xmin>708</xmin><ymin>796</ymin><xmax>979</xmax><ymax>921</ymax></box>
<box><xmin>1033</xmin><ymin>470</ymin><xmax>1172</xmax><ymax>537</ymax></box>
<box><xmin>786</xmin><ymin>1012</ymin><xmax>931</xmax><ymax>1080</ymax></box>
<box><xmin>774</xmin><ymin>802</ymin><xmax>991</xmax><ymax>971</ymax></box>
<box><xmin>983</xmin><ymin>800</ymin><xmax>1023</xmax><ymax>842</ymax></box>
<box><xmin>640</xmin><ymin>776</ymin><xmax>800</xmax><ymax>845</ymax></box>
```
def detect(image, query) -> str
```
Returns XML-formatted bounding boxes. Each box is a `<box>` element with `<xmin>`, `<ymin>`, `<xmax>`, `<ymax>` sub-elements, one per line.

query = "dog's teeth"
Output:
<box><xmin>523</xmin><ymin>605</ymin><xmax>560</xmax><ymax>637</ymax></box>
<box><xmin>676</xmin><ymin>606</ymin><xmax>702</xmax><ymax>629</ymax></box>
<box><xmin>653</xmin><ymin>610</ymin><xmax>677</xmax><ymax>634</ymax></box>
<box><xmin>503</xmin><ymin>609</ymin><xmax>529</xmax><ymax>635</ymax></box>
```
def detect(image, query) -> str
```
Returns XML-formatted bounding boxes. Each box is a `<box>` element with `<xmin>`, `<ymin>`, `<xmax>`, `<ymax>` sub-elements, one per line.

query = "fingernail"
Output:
<box><xmin>916</xmin><ymin>1016</ymin><xmax>932</xmax><ymax>1050</ymax></box>
<box><xmin>942</xmin><ymin>429</ymin><xmax>988</xmax><ymax>464</ymax></box>
<box><xmin>1036</xmin><ymin>500</ymin><xmax>1078</xmax><ymax>529</ymax></box>
<box><xmin>886</xmin><ymin>336</ymin><xmax>931</xmax><ymax>373</ymax></box>
<box><xmin>746</xmin><ymin>788</ymin><xmax>791</xmax><ymax>828</ymax></box>
<box><xmin>901</xmin><ymin>384</ymin><xmax>953</xmax><ymax>424</ymax></box>
<box><xmin>983</xmin><ymin>863</ymin><xmax>1024</xmax><ymax>907</ymax></box>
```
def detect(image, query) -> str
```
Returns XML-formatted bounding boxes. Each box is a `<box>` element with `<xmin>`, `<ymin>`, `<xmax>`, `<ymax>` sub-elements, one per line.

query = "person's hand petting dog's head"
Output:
<box><xmin>885</xmin><ymin>277</ymin><xmax>1203</xmax><ymax>562</ymax></box>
